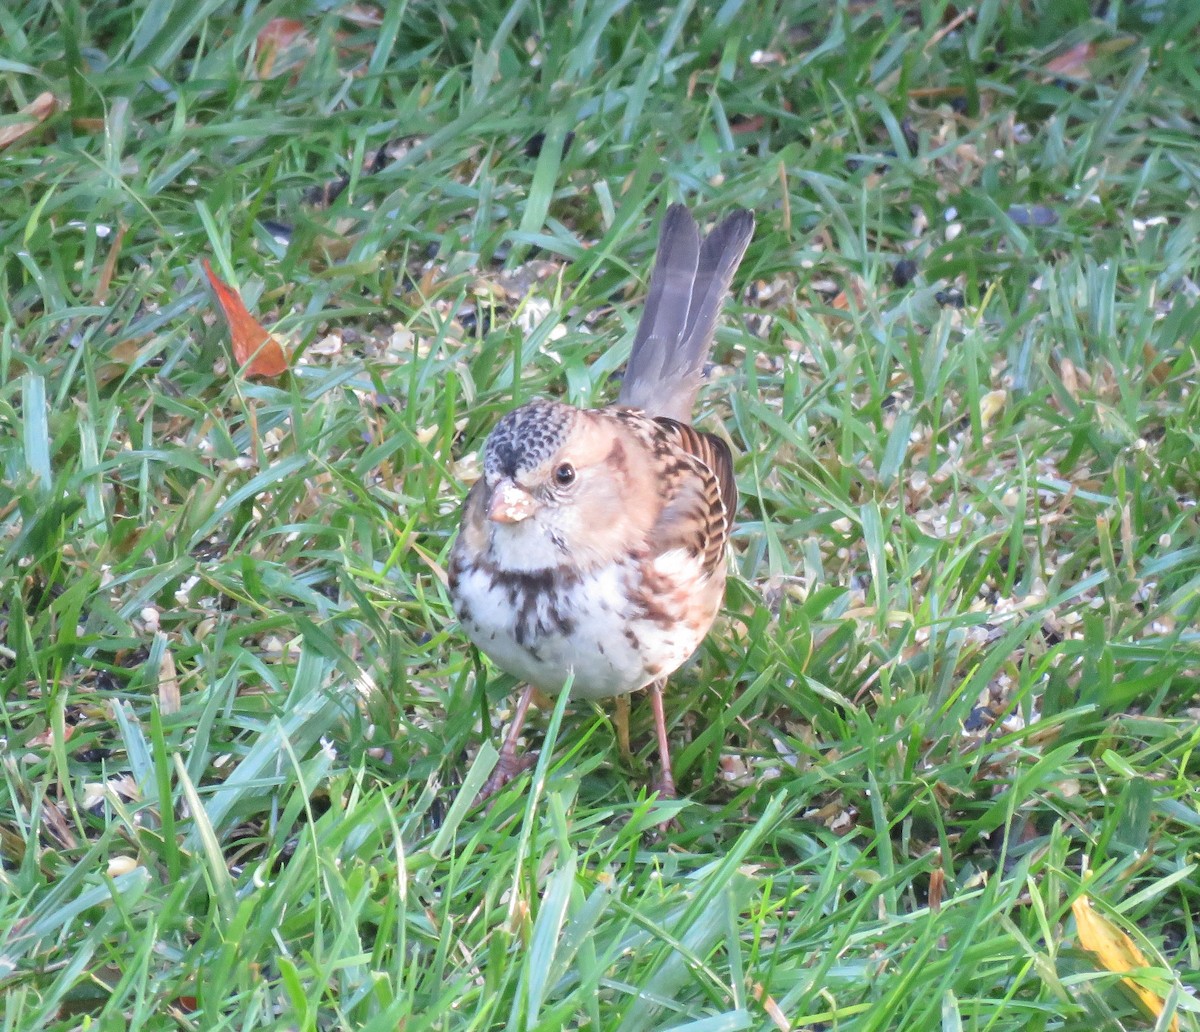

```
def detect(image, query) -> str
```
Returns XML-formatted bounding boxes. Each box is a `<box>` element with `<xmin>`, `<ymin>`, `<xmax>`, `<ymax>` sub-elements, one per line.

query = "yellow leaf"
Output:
<box><xmin>979</xmin><ymin>389</ymin><xmax>1007</xmax><ymax>429</ymax></box>
<box><xmin>1072</xmin><ymin>896</ymin><xmax>1178</xmax><ymax>1031</ymax></box>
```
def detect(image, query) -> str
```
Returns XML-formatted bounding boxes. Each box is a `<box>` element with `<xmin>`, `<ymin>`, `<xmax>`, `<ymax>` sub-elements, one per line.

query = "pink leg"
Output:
<box><xmin>647</xmin><ymin>680</ymin><xmax>677</xmax><ymax>800</ymax></box>
<box><xmin>476</xmin><ymin>684</ymin><xmax>537</xmax><ymax>803</ymax></box>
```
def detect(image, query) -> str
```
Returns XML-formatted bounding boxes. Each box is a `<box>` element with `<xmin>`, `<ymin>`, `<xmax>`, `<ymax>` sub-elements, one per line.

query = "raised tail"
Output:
<box><xmin>617</xmin><ymin>204</ymin><xmax>754</xmax><ymax>422</ymax></box>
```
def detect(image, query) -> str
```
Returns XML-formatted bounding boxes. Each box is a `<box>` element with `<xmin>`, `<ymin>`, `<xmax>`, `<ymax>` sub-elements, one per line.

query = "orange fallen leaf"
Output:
<box><xmin>1072</xmin><ymin>895</ymin><xmax>1179</xmax><ymax>1031</ymax></box>
<box><xmin>201</xmin><ymin>259</ymin><xmax>290</xmax><ymax>378</ymax></box>
<box><xmin>0</xmin><ymin>92</ymin><xmax>58</xmax><ymax>150</ymax></box>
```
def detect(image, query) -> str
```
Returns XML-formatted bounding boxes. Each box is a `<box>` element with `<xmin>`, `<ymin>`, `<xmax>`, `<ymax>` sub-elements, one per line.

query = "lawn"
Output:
<box><xmin>2</xmin><ymin>1</ymin><xmax>1199</xmax><ymax>1029</ymax></box>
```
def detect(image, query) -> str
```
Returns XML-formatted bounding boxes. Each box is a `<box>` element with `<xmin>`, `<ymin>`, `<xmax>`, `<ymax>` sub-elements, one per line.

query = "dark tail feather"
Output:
<box><xmin>618</xmin><ymin>205</ymin><xmax>754</xmax><ymax>422</ymax></box>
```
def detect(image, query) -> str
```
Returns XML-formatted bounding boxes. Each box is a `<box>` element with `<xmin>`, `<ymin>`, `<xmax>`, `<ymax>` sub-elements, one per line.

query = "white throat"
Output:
<box><xmin>487</xmin><ymin>518</ymin><xmax>564</xmax><ymax>572</ymax></box>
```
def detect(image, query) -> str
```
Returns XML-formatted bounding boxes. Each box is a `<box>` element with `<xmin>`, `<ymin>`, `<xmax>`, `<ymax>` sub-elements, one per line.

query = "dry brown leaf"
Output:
<box><xmin>924</xmin><ymin>6</ymin><xmax>974</xmax><ymax>54</ymax></box>
<box><xmin>256</xmin><ymin>18</ymin><xmax>311</xmax><ymax>78</ymax></box>
<box><xmin>0</xmin><ymin>92</ymin><xmax>58</xmax><ymax>150</ymax></box>
<box><xmin>752</xmin><ymin>980</ymin><xmax>792</xmax><ymax>1031</ymax></box>
<box><xmin>401</xmin><ymin>265</ymin><xmax>446</xmax><ymax>308</ymax></box>
<box><xmin>341</xmin><ymin>4</ymin><xmax>384</xmax><ymax>27</ymax></box>
<box><xmin>1046</xmin><ymin>34</ymin><xmax>1137</xmax><ymax>80</ymax></box>
<box><xmin>1045</xmin><ymin>42</ymin><xmax>1096</xmax><ymax>79</ymax></box>
<box><xmin>156</xmin><ymin>634</ymin><xmax>181</xmax><ymax>716</ymax></box>
<box><xmin>1059</xmin><ymin>358</ymin><xmax>1080</xmax><ymax>401</ymax></box>
<box><xmin>27</xmin><ymin>723</ymin><xmax>74</xmax><ymax>748</ymax></box>
<box><xmin>731</xmin><ymin>114</ymin><xmax>767</xmax><ymax>134</ymax></box>
<box><xmin>40</xmin><ymin>800</ymin><xmax>78</xmax><ymax>849</ymax></box>
<box><xmin>201</xmin><ymin>258</ymin><xmax>290</xmax><ymax>378</ymax></box>
<box><xmin>928</xmin><ymin>866</ymin><xmax>944</xmax><ymax>914</ymax></box>
<box><xmin>107</xmin><ymin>338</ymin><xmax>144</xmax><ymax>366</ymax></box>
<box><xmin>93</xmin><ymin>222</ymin><xmax>128</xmax><ymax>305</ymax></box>
<box><xmin>908</xmin><ymin>85</ymin><xmax>970</xmax><ymax>101</ymax></box>
<box><xmin>94</xmin><ymin>336</ymin><xmax>150</xmax><ymax>387</ymax></box>
<box><xmin>1142</xmin><ymin>342</ymin><xmax>1172</xmax><ymax>385</ymax></box>
<box><xmin>1072</xmin><ymin>895</ymin><xmax>1179</xmax><ymax>1031</ymax></box>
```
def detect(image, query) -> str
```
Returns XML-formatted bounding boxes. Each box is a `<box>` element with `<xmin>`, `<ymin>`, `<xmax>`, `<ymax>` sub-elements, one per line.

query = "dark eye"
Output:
<box><xmin>554</xmin><ymin>462</ymin><xmax>576</xmax><ymax>486</ymax></box>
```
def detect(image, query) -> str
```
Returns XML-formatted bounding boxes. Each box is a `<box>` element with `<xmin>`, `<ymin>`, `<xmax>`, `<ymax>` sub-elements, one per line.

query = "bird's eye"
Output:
<box><xmin>554</xmin><ymin>462</ymin><xmax>576</xmax><ymax>486</ymax></box>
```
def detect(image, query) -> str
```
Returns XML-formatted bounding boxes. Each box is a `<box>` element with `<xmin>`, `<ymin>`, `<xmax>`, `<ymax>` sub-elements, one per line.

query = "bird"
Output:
<box><xmin>448</xmin><ymin>203</ymin><xmax>755</xmax><ymax>803</ymax></box>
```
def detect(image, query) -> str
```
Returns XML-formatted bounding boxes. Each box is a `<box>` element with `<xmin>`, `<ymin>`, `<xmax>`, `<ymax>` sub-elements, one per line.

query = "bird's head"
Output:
<box><xmin>478</xmin><ymin>400</ymin><xmax>649</xmax><ymax>570</ymax></box>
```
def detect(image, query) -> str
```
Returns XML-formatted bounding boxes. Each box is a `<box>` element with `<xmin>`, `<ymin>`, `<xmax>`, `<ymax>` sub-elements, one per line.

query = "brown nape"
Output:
<box><xmin>604</xmin><ymin>436</ymin><xmax>628</xmax><ymax>475</ymax></box>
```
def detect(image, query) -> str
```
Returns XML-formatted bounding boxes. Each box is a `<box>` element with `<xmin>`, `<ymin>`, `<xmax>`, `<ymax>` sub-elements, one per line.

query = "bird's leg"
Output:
<box><xmin>647</xmin><ymin>679</ymin><xmax>677</xmax><ymax>800</ymax></box>
<box><xmin>476</xmin><ymin>684</ymin><xmax>537</xmax><ymax>803</ymax></box>
<box><xmin>614</xmin><ymin>693</ymin><xmax>633</xmax><ymax>763</ymax></box>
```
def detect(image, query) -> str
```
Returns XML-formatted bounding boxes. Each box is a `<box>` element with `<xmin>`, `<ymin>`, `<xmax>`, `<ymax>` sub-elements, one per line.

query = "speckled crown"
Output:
<box><xmin>483</xmin><ymin>400</ymin><xmax>574</xmax><ymax>480</ymax></box>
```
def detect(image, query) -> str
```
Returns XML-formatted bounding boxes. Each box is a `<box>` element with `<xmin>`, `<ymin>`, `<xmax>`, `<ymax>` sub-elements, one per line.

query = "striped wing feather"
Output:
<box><xmin>646</xmin><ymin>418</ymin><xmax>736</xmax><ymax>577</ymax></box>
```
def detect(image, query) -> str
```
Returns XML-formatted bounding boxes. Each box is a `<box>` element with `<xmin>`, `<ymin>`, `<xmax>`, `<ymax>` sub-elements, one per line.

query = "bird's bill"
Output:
<box><xmin>487</xmin><ymin>479</ymin><xmax>537</xmax><ymax>523</ymax></box>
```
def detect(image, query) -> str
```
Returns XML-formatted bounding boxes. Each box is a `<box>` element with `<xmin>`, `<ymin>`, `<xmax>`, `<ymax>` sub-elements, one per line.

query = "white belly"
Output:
<box><xmin>453</xmin><ymin>559</ymin><xmax>706</xmax><ymax>700</ymax></box>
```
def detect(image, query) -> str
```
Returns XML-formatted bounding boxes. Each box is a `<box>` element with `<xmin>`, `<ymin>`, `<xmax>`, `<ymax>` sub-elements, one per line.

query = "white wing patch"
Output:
<box><xmin>650</xmin><ymin>547</ymin><xmax>697</xmax><ymax>581</ymax></box>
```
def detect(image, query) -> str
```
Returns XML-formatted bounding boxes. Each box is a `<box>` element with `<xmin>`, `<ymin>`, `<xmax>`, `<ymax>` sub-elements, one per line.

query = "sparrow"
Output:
<box><xmin>448</xmin><ymin>204</ymin><xmax>755</xmax><ymax>802</ymax></box>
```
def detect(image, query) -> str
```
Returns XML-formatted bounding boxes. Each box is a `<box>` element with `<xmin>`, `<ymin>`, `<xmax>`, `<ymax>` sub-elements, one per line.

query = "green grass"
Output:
<box><xmin>2</xmin><ymin>0</ymin><xmax>1199</xmax><ymax>1028</ymax></box>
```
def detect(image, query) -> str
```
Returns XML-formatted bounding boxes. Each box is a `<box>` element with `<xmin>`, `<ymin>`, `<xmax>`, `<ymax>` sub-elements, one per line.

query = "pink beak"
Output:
<box><xmin>487</xmin><ymin>479</ymin><xmax>536</xmax><ymax>524</ymax></box>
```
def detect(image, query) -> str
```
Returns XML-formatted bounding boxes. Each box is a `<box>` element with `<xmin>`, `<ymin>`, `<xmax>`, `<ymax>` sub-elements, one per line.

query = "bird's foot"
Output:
<box><xmin>648</xmin><ymin>772</ymin><xmax>681</xmax><ymax>835</ymax></box>
<box><xmin>649</xmin><ymin>772</ymin><xmax>677</xmax><ymax>801</ymax></box>
<box><xmin>475</xmin><ymin>750</ymin><xmax>537</xmax><ymax>806</ymax></box>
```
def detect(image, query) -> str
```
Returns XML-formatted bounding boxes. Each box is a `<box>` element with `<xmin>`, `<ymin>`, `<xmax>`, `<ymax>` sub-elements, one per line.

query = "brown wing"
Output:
<box><xmin>645</xmin><ymin>417</ymin><xmax>736</xmax><ymax>577</ymax></box>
